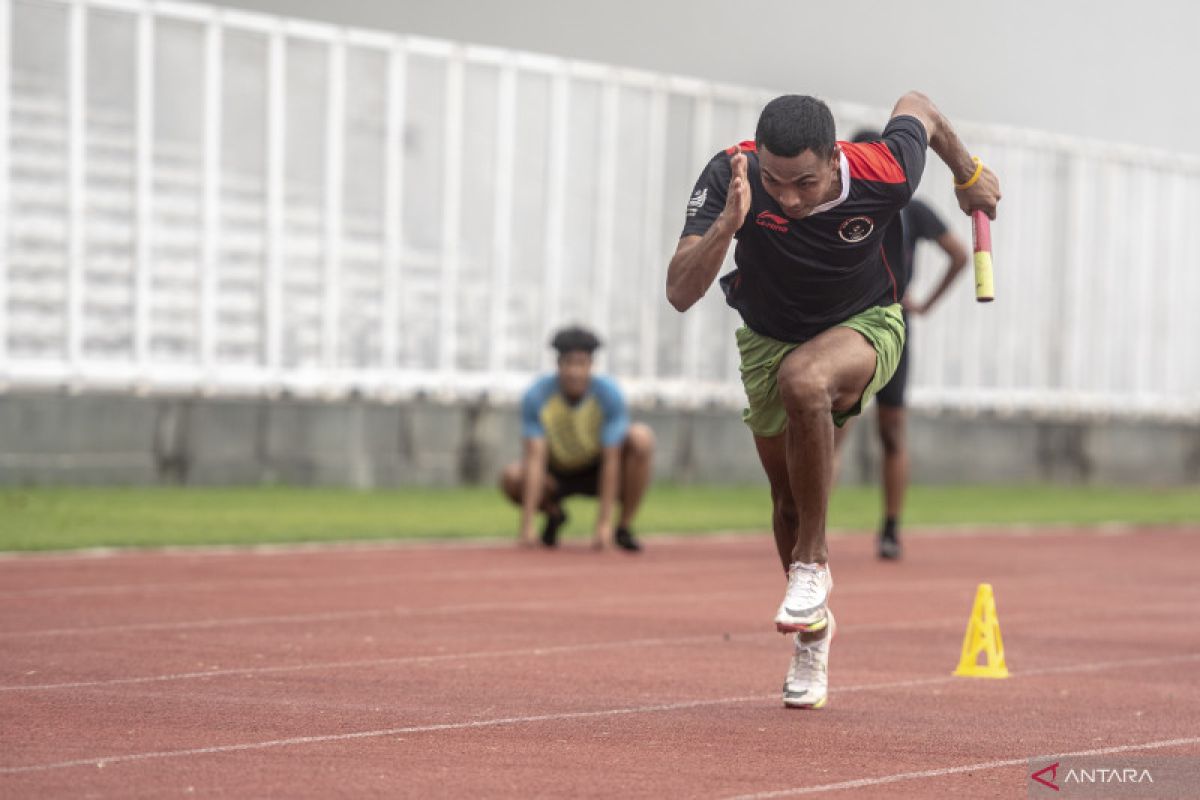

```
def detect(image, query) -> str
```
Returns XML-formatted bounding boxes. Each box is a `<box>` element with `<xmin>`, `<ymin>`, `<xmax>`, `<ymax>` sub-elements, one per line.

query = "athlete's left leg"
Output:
<box><xmin>830</xmin><ymin>415</ymin><xmax>856</xmax><ymax>485</ymax></box>
<box><xmin>878</xmin><ymin>406</ymin><xmax>908</xmax><ymax>517</ymax></box>
<box><xmin>617</xmin><ymin>423</ymin><xmax>654</xmax><ymax>528</ymax></box>
<box><xmin>872</xmin><ymin>323</ymin><xmax>909</xmax><ymax>557</ymax></box>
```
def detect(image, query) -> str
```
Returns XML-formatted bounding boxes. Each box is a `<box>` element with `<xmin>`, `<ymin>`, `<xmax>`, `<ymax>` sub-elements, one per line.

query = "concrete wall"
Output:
<box><xmin>1</xmin><ymin>391</ymin><xmax>1197</xmax><ymax>487</ymax></box>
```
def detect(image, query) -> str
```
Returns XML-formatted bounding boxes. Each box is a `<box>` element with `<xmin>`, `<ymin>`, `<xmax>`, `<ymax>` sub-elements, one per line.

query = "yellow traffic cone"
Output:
<box><xmin>952</xmin><ymin>583</ymin><xmax>1009</xmax><ymax>678</ymax></box>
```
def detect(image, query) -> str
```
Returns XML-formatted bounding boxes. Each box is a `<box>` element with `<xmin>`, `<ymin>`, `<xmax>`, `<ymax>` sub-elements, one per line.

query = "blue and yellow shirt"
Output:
<box><xmin>521</xmin><ymin>375</ymin><xmax>630</xmax><ymax>473</ymax></box>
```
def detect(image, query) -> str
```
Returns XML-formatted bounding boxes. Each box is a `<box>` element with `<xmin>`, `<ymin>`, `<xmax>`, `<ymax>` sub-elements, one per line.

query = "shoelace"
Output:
<box><xmin>786</xmin><ymin>565</ymin><xmax>826</xmax><ymax>601</ymax></box>
<box><xmin>787</xmin><ymin>643</ymin><xmax>826</xmax><ymax>684</ymax></box>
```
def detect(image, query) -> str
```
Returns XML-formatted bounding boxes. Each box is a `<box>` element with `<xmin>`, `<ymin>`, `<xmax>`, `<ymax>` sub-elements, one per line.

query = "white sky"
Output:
<box><xmin>209</xmin><ymin>0</ymin><xmax>1200</xmax><ymax>156</ymax></box>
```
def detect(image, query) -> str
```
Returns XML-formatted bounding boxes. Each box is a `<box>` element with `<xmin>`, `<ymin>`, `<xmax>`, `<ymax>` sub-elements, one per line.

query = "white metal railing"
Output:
<box><xmin>2</xmin><ymin>0</ymin><xmax>1198</xmax><ymax>419</ymax></box>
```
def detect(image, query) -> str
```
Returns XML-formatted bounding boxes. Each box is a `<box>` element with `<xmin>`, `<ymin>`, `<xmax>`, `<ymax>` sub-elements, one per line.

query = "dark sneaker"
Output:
<box><xmin>541</xmin><ymin>508</ymin><xmax>567</xmax><ymax>548</ymax></box>
<box><xmin>878</xmin><ymin>529</ymin><xmax>902</xmax><ymax>560</ymax></box>
<box><xmin>614</xmin><ymin>526</ymin><xmax>642</xmax><ymax>552</ymax></box>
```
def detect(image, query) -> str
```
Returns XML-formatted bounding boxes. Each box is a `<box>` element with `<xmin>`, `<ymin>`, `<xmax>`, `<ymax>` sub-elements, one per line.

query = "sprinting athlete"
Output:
<box><xmin>666</xmin><ymin>92</ymin><xmax>1000</xmax><ymax>708</ymax></box>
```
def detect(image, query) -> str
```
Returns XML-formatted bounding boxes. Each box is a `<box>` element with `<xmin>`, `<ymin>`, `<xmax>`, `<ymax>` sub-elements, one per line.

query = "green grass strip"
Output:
<box><xmin>0</xmin><ymin>484</ymin><xmax>1196</xmax><ymax>552</ymax></box>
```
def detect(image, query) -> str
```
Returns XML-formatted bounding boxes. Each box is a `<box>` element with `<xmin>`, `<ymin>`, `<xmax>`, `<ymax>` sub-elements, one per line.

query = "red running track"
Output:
<box><xmin>1</xmin><ymin>526</ymin><xmax>1198</xmax><ymax>798</ymax></box>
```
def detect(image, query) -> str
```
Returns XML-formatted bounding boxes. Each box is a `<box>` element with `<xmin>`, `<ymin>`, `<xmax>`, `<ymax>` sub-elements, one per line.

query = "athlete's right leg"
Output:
<box><xmin>754</xmin><ymin>431</ymin><xmax>829</xmax><ymax>713</ymax></box>
<box><xmin>499</xmin><ymin>462</ymin><xmax>560</xmax><ymax>509</ymax></box>
<box><xmin>498</xmin><ymin>462</ymin><xmax>523</xmax><ymax>504</ymax></box>
<box><xmin>752</xmin><ymin>433</ymin><xmax>799</xmax><ymax>574</ymax></box>
<box><xmin>499</xmin><ymin>462</ymin><xmax>564</xmax><ymax>544</ymax></box>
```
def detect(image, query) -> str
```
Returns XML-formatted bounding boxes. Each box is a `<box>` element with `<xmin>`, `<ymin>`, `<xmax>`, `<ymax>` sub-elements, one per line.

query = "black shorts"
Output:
<box><xmin>549</xmin><ymin>460</ymin><xmax>601</xmax><ymax>499</ymax></box>
<box><xmin>875</xmin><ymin>312</ymin><xmax>909</xmax><ymax>408</ymax></box>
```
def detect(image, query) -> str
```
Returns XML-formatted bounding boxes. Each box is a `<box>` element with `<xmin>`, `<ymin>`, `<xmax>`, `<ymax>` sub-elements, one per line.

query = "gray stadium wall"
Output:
<box><xmin>0</xmin><ymin>392</ymin><xmax>1197</xmax><ymax>487</ymax></box>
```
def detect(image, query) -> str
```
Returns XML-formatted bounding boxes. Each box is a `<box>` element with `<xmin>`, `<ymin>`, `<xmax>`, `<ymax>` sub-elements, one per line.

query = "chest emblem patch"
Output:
<box><xmin>838</xmin><ymin>215</ymin><xmax>875</xmax><ymax>243</ymax></box>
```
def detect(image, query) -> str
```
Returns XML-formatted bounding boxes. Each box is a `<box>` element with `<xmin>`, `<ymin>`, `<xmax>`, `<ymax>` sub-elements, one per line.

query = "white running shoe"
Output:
<box><xmin>774</xmin><ymin>561</ymin><xmax>833</xmax><ymax>633</ymax></box>
<box><xmin>782</xmin><ymin>609</ymin><xmax>835</xmax><ymax>709</ymax></box>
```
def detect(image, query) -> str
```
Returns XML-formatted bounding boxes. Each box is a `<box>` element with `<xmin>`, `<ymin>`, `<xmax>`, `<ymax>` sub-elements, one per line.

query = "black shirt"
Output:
<box><xmin>681</xmin><ymin>115</ymin><xmax>928</xmax><ymax>343</ymax></box>
<box><xmin>897</xmin><ymin>197</ymin><xmax>949</xmax><ymax>299</ymax></box>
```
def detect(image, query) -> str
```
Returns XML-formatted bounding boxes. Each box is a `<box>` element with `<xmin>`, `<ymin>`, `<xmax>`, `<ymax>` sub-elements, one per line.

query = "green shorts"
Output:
<box><xmin>735</xmin><ymin>304</ymin><xmax>906</xmax><ymax>437</ymax></box>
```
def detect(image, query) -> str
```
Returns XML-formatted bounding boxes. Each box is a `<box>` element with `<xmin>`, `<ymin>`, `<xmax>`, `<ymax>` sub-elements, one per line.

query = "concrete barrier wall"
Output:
<box><xmin>1</xmin><ymin>391</ymin><xmax>1198</xmax><ymax>487</ymax></box>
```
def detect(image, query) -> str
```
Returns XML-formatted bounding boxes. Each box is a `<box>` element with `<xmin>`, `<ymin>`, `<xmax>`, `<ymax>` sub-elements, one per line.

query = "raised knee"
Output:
<box><xmin>625</xmin><ymin>423</ymin><xmax>656</xmax><ymax>456</ymax></box>
<box><xmin>778</xmin><ymin>369</ymin><xmax>832</xmax><ymax>416</ymax></box>
<box><xmin>498</xmin><ymin>463</ymin><xmax>522</xmax><ymax>496</ymax></box>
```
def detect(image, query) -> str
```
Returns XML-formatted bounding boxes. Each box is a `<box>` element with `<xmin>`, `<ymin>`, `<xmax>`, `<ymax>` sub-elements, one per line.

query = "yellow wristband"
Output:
<box><xmin>954</xmin><ymin>156</ymin><xmax>983</xmax><ymax>190</ymax></box>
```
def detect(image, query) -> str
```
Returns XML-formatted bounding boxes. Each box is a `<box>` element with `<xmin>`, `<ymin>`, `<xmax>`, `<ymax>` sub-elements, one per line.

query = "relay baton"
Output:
<box><xmin>972</xmin><ymin>210</ymin><xmax>994</xmax><ymax>303</ymax></box>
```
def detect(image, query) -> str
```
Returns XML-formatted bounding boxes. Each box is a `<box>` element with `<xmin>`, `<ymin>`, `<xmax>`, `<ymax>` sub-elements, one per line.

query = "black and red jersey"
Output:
<box><xmin>680</xmin><ymin>114</ymin><xmax>928</xmax><ymax>343</ymax></box>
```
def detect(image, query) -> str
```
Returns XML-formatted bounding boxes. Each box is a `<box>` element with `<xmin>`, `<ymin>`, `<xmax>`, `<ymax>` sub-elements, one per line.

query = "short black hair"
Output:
<box><xmin>851</xmin><ymin>128</ymin><xmax>881</xmax><ymax>144</ymax></box>
<box><xmin>550</xmin><ymin>325</ymin><xmax>601</xmax><ymax>356</ymax></box>
<box><xmin>755</xmin><ymin>95</ymin><xmax>836</xmax><ymax>159</ymax></box>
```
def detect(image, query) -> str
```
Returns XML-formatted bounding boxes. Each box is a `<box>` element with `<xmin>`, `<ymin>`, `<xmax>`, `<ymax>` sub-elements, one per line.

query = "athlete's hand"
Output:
<box><xmin>719</xmin><ymin>151</ymin><xmax>752</xmax><ymax>229</ymax></box>
<box><xmin>592</xmin><ymin>522</ymin><xmax>614</xmax><ymax>551</ymax></box>
<box><xmin>955</xmin><ymin>163</ymin><xmax>1001</xmax><ymax>220</ymax></box>
<box><xmin>902</xmin><ymin>296</ymin><xmax>928</xmax><ymax>315</ymax></box>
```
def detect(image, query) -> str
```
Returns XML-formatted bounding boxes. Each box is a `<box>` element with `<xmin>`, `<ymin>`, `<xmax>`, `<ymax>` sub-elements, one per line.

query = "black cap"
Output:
<box><xmin>550</xmin><ymin>325</ymin><xmax>602</xmax><ymax>355</ymax></box>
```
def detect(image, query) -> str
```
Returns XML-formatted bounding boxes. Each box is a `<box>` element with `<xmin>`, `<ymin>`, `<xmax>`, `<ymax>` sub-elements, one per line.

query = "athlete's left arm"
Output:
<box><xmin>592</xmin><ymin>446</ymin><xmax>620</xmax><ymax>550</ymax></box>
<box><xmin>907</xmin><ymin>232</ymin><xmax>969</xmax><ymax>314</ymax></box>
<box><xmin>592</xmin><ymin>377</ymin><xmax>629</xmax><ymax>550</ymax></box>
<box><xmin>890</xmin><ymin>91</ymin><xmax>1002</xmax><ymax>219</ymax></box>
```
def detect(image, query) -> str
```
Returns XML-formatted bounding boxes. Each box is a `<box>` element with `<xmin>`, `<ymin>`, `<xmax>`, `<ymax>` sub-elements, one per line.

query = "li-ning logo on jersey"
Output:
<box><xmin>838</xmin><ymin>215</ymin><xmax>875</xmax><ymax>243</ymax></box>
<box><xmin>756</xmin><ymin>210</ymin><xmax>790</xmax><ymax>233</ymax></box>
<box><xmin>687</xmin><ymin>188</ymin><xmax>708</xmax><ymax>217</ymax></box>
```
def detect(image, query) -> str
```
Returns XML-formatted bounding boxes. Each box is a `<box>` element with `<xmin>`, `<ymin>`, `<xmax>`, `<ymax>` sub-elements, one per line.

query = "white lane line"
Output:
<box><xmin>0</xmin><ymin>616</ymin><xmax>989</xmax><ymax>693</ymax></box>
<box><xmin>0</xmin><ymin>532</ymin><xmax>769</xmax><ymax>563</ymax></box>
<box><xmin>0</xmin><ymin>559</ymin><xmax>762</xmax><ymax>600</ymax></box>
<box><xmin>0</xmin><ymin>618</ymin><xmax>964</xmax><ymax>695</ymax></box>
<box><xmin>0</xmin><ymin>607</ymin><xmax>395</xmax><ymax>638</ymax></box>
<box><xmin>1</xmin><ymin>651</ymin><xmax>1197</xmax><ymax>775</ymax></box>
<box><xmin>0</xmin><ymin>693</ymin><xmax>766</xmax><ymax>775</ymax></box>
<box><xmin>4</xmin><ymin>577</ymin><xmax>1196</xmax><ymax>641</ymax></box>
<box><xmin>0</xmin><ymin>577</ymin><xmax>995</xmax><ymax>638</ymax></box>
<box><xmin>723</xmin><ymin>736</ymin><xmax>1200</xmax><ymax>799</ymax></box>
<box><xmin>11</xmin><ymin>609</ymin><xmax>1195</xmax><ymax>694</ymax></box>
<box><xmin>0</xmin><ymin>586</ymin><xmax>792</xmax><ymax>638</ymax></box>
<box><xmin>5</xmin><ymin>526</ymin><xmax>1194</xmax><ymax>600</ymax></box>
<box><xmin>0</xmin><ymin>631</ymin><xmax>762</xmax><ymax>692</ymax></box>
<box><xmin>0</xmin><ymin>563</ymin><xmax>1108</xmax><ymax>602</ymax></box>
<box><xmin>2</xmin><ymin>523</ymin><xmax>1190</xmax><ymax>564</ymax></box>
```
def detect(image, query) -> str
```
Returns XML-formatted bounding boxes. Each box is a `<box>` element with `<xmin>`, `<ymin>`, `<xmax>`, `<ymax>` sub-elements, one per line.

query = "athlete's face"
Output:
<box><xmin>757</xmin><ymin>145</ymin><xmax>841</xmax><ymax>220</ymax></box>
<box><xmin>556</xmin><ymin>351</ymin><xmax>593</xmax><ymax>400</ymax></box>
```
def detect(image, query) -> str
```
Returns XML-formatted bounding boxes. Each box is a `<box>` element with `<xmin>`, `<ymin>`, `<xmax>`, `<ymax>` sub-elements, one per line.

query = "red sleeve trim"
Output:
<box><xmin>841</xmin><ymin>141</ymin><xmax>906</xmax><ymax>184</ymax></box>
<box><xmin>724</xmin><ymin>140</ymin><xmax>758</xmax><ymax>155</ymax></box>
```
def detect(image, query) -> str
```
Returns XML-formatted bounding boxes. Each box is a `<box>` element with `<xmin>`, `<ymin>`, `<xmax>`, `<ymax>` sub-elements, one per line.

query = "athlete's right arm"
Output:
<box><xmin>666</xmin><ymin>152</ymin><xmax>751</xmax><ymax>312</ymax></box>
<box><xmin>890</xmin><ymin>91</ymin><xmax>1000</xmax><ymax>220</ymax></box>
